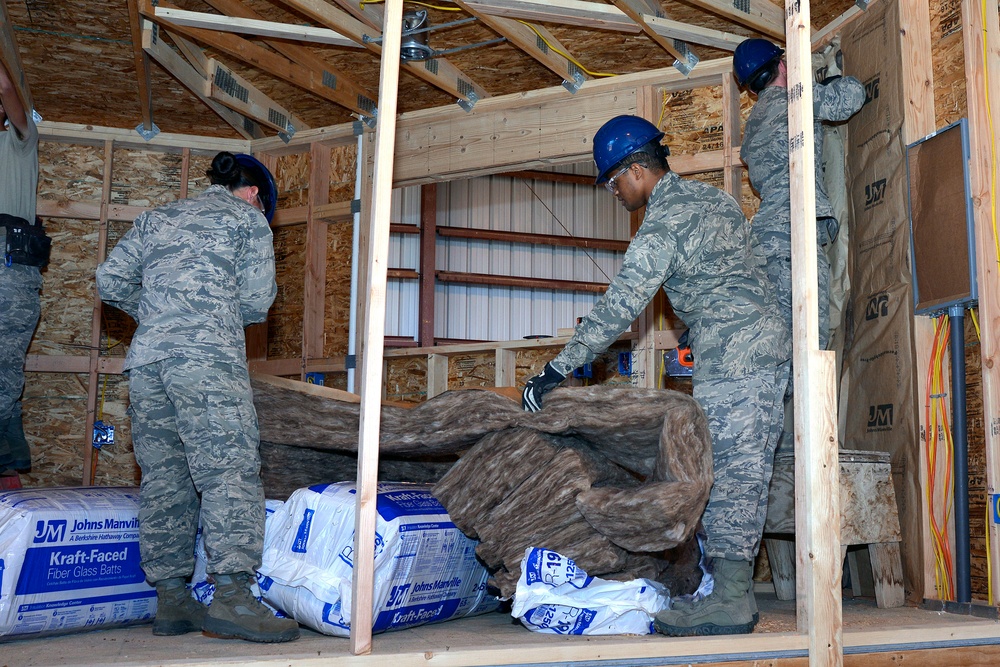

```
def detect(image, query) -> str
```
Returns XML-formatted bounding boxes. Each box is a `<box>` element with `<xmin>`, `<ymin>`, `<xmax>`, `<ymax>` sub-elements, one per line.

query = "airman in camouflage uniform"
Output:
<box><xmin>0</xmin><ymin>62</ymin><xmax>41</xmax><ymax>475</ymax></box>
<box><xmin>97</xmin><ymin>153</ymin><xmax>297</xmax><ymax>642</ymax></box>
<box><xmin>737</xmin><ymin>39</ymin><xmax>865</xmax><ymax>454</ymax></box>
<box><xmin>522</xmin><ymin>115</ymin><xmax>791</xmax><ymax>636</ymax></box>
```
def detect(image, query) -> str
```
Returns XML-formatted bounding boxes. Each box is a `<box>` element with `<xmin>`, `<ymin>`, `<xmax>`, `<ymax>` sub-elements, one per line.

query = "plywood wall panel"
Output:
<box><xmin>37</xmin><ymin>142</ymin><xmax>105</xmax><ymax>203</ymax></box>
<box><xmin>269</xmin><ymin>224</ymin><xmax>306</xmax><ymax>362</ymax></box>
<box><xmin>110</xmin><ymin>148</ymin><xmax>184</xmax><ymax>208</ymax></box>
<box><xmin>931</xmin><ymin>0</ymin><xmax>967</xmax><ymax>127</ymax></box>
<box><xmin>324</xmin><ymin>220</ymin><xmax>353</xmax><ymax>360</ymax></box>
<box><xmin>20</xmin><ymin>373</ymin><xmax>89</xmax><ymax>488</ymax></box>
<box><xmin>275</xmin><ymin>152</ymin><xmax>310</xmax><ymax>211</ymax></box>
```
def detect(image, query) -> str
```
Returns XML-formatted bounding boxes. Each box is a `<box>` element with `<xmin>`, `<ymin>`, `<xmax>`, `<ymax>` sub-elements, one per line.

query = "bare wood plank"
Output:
<box><xmin>436</xmin><ymin>270</ymin><xmax>608</xmax><ymax>294</ymax></box>
<box><xmin>786</xmin><ymin>1</ymin><xmax>840</xmax><ymax>661</ymax></box>
<box><xmin>499</xmin><ymin>169</ymin><xmax>595</xmax><ymax>185</ymax></box>
<box><xmin>142</xmin><ymin>21</ymin><xmax>266</xmax><ymax>140</ymax></box>
<box><xmin>144</xmin><ymin>0</ymin><xmax>375</xmax><ymax>117</ymax></box>
<box><xmin>276</xmin><ymin>0</ymin><xmax>489</xmax><ymax>105</ymax></box>
<box><xmin>899</xmin><ymin>0</ymin><xmax>936</xmax><ymax>605</ymax></box>
<box><xmin>766</xmin><ymin>538</ymin><xmax>797</xmax><ymax>600</ymax></box>
<box><xmin>205</xmin><ymin>59</ymin><xmax>310</xmax><ymax>135</ymax></box>
<box><xmin>961</xmin><ymin>0</ymin><xmax>1000</xmax><ymax>610</ymax></box>
<box><xmin>419</xmin><ymin>184</ymin><xmax>437</xmax><ymax>346</ymax></box>
<box><xmin>630</xmin><ymin>85</ymin><xmax>659</xmax><ymax>389</ymax></box>
<box><xmin>463</xmin><ymin>0</ymin><xmax>641</xmax><ymax>33</ymax></box>
<box><xmin>869</xmin><ymin>542</ymin><xmax>906</xmax><ymax>609</ymax></box>
<box><xmin>179</xmin><ymin>147</ymin><xmax>191</xmax><ymax>199</ymax></box>
<box><xmin>436</xmin><ymin>226</ymin><xmax>629</xmax><ymax>252</ymax></box>
<box><xmin>643</xmin><ymin>14</ymin><xmax>745</xmax><ymax>52</ymax></box>
<box><xmin>327</xmin><ymin>0</ymin><xmax>385</xmax><ymax>30</ymax></box>
<box><xmin>126</xmin><ymin>0</ymin><xmax>155</xmax><ymax>133</ymax></box>
<box><xmin>427</xmin><ymin>354</ymin><xmax>449</xmax><ymax>399</ymax></box>
<box><xmin>351</xmin><ymin>0</ymin><xmax>404</xmax><ymax>653</ymax></box>
<box><xmin>494</xmin><ymin>348</ymin><xmax>517</xmax><ymax>388</ymax></box>
<box><xmin>683</xmin><ymin>0</ymin><xmax>785</xmax><ymax>40</ymax></box>
<box><xmin>383</xmin><ymin>330</ymin><xmax>637</xmax><ymax>358</ymax></box>
<box><xmin>303</xmin><ymin>142</ymin><xmax>332</xmax><ymax>368</ymax></box>
<box><xmin>154</xmin><ymin>7</ymin><xmax>359</xmax><ymax>47</ymax></box>
<box><xmin>353</xmin><ymin>129</ymin><xmax>376</xmax><ymax>394</ymax></box>
<box><xmin>37</xmin><ymin>120</ymin><xmax>249</xmax><ymax>153</ymax></box>
<box><xmin>251</xmin><ymin>372</ymin><xmax>360</xmax><ymax>403</ymax></box>
<box><xmin>721</xmin><ymin>71</ymin><xmax>742</xmax><ymax>199</ymax></box>
<box><xmin>0</xmin><ymin>0</ymin><xmax>32</xmax><ymax>112</ymax></box>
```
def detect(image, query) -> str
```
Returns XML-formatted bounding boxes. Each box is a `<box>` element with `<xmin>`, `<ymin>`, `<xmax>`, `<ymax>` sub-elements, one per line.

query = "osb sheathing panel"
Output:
<box><xmin>931</xmin><ymin>0</ymin><xmax>967</xmax><ymax>127</ymax></box>
<box><xmin>187</xmin><ymin>153</ymin><xmax>213</xmax><ymax>195</ymax></box>
<box><xmin>268</xmin><ymin>224</ymin><xmax>306</xmax><ymax>361</ymax></box>
<box><xmin>37</xmin><ymin>142</ymin><xmax>105</xmax><ymax>203</ymax></box>
<box><xmin>20</xmin><ymin>373</ymin><xmax>89</xmax><ymax>488</ymax></box>
<box><xmin>29</xmin><ymin>219</ymin><xmax>99</xmax><ymax>358</ymax></box>
<box><xmin>324</xmin><ymin>220</ymin><xmax>353</xmax><ymax>360</ymax></box>
<box><xmin>275</xmin><ymin>152</ymin><xmax>310</xmax><ymax>211</ymax></box>
<box><xmin>111</xmin><ymin>149</ymin><xmax>185</xmax><ymax>208</ymax></box>
<box><xmin>90</xmin><ymin>373</ymin><xmax>140</xmax><ymax>488</ymax></box>
<box><xmin>964</xmin><ymin>316</ymin><xmax>989</xmax><ymax>600</ymax></box>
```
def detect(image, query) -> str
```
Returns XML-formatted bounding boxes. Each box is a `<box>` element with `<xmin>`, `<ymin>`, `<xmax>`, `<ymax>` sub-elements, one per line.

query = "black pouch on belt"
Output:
<box><xmin>1</xmin><ymin>213</ymin><xmax>52</xmax><ymax>267</ymax></box>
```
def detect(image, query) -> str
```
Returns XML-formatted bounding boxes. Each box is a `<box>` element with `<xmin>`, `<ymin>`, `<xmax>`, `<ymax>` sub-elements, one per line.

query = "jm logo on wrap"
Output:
<box><xmin>864</xmin><ymin>178</ymin><xmax>887</xmax><ymax>210</ymax></box>
<box><xmin>867</xmin><ymin>403</ymin><xmax>894</xmax><ymax>432</ymax></box>
<box><xmin>866</xmin><ymin>293</ymin><xmax>889</xmax><ymax>320</ymax></box>
<box><xmin>864</xmin><ymin>76</ymin><xmax>880</xmax><ymax>105</ymax></box>
<box><xmin>33</xmin><ymin>519</ymin><xmax>67</xmax><ymax>544</ymax></box>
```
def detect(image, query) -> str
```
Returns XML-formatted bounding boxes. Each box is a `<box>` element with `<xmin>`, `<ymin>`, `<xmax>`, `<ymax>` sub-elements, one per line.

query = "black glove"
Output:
<box><xmin>521</xmin><ymin>362</ymin><xmax>566</xmax><ymax>412</ymax></box>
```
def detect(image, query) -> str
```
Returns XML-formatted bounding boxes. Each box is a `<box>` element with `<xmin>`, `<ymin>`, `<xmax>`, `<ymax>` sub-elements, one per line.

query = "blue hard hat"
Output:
<box><xmin>733</xmin><ymin>39</ymin><xmax>784</xmax><ymax>87</ymax></box>
<box><xmin>593</xmin><ymin>115</ymin><xmax>666</xmax><ymax>184</ymax></box>
<box><xmin>234</xmin><ymin>153</ymin><xmax>278</xmax><ymax>223</ymax></box>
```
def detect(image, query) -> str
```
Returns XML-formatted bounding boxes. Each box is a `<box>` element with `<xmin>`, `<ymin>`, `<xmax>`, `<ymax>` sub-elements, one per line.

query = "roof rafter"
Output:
<box><xmin>450</xmin><ymin>0</ymin><xmax>591</xmax><ymax>90</ymax></box>
<box><xmin>677</xmin><ymin>0</ymin><xmax>784</xmax><ymax>41</ymax></box>
<box><xmin>610</xmin><ymin>0</ymin><xmax>700</xmax><ymax>74</ymax></box>
<box><xmin>140</xmin><ymin>0</ymin><xmax>378</xmax><ymax>118</ymax></box>
<box><xmin>153</xmin><ymin>6</ymin><xmax>360</xmax><ymax>48</ymax></box>
<box><xmin>643</xmin><ymin>14</ymin><xmax>745</xmax><ymax>52</ymax></box>
<box><xmin>141</xmin><ymin>21</ymin><xmax>265</xmax><ymax>140</ymax></box>
<box><xmin>126</xmin><ymin>0</ymin><xmax>155</xmax><ymax>134</ymax></box>
<box><xmin>461</xmin><ymin>0</ymin><xmax>641</xmax><ymax>32</ymax></box>
<box><xmin>274</xmin><ymin>0</ymin><xmax>490</xmax><ymax>107</ymax></box>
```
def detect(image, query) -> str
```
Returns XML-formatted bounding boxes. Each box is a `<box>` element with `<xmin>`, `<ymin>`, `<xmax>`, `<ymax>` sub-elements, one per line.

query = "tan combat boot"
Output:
<box><xmin>202</xmin><ymin>572</ymin><xmax>300</xmax><ymax>643</ymax></box>
<box><xmin>654</xmin><ymin>557</ymin><xmax>757</xmax><ymax>636</ymax></box>
<box><xmin>153</xmin><ymin>577</ymin><xmax>207</xmax><ymax>636</ymax></box>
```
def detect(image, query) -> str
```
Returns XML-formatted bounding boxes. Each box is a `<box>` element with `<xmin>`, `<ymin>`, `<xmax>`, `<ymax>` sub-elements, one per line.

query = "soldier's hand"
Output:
<box><xmin>521</xmin><ymin>362</ymin><xmax>566</xmax><ymax>412</ymax></box>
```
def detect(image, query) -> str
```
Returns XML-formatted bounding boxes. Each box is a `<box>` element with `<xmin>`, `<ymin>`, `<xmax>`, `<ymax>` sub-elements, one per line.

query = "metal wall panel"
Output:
<box><xmin>384</xmin><ymin>166</ymin><xmax>629</xmax><ymax>341</ymax></box>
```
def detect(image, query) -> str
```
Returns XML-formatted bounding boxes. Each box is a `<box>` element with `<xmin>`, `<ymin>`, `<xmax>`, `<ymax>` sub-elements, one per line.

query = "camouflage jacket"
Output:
<box><xmin>96</xmin><ymin>184</ymin><xmax>277</xmax><ymax>371</ymax></box>
<box><xmin>550</xmin><ymin>171</ymin><xmax>790</xmax><ymax>380</ymax></box>
<box><xmin>741</xmin><ymin>77</ymin><xmax>865</xmax><ymax>231</ymax></box>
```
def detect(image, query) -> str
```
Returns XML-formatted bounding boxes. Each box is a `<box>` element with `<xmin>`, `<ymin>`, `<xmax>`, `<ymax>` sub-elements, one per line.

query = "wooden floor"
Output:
<box><xmin>3</xmin><ymin>588</ymin><xmax>999</xmax><ymax>667</ymax></box>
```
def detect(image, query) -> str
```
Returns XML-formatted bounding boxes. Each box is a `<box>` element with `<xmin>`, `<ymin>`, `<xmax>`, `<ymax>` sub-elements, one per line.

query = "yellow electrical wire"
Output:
<box><xmin>515</xmin><ymin>21</ymin><xmax>617</xmax><ymax>78</ymax></box>
<box><xmin>970</xmin><ymin>305</ymin><xmax>982</xmax><ymax>342</ymax></box>
<box><xmin>927</xmin><ymin>314</ymin><xmax>956</xmax><ymax>600</ymax></box>
<box><xmin>981</xmin><ymin>0</ymin><xmax>1000</xmax><ymax>269</ymax></box>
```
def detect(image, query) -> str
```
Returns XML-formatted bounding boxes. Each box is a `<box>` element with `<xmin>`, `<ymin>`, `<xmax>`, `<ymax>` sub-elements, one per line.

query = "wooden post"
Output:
<box><xmin>631</xmin><ymin>84</ymin><xmax>660</xmax><ymax>390</ymax></box>
<box><xmin>304</xmin><ymin>141</ymin><xmax>332</xmax><ymax>378</ymax></box>
<box><xmin>350</xmin><ymin>0</ymin><xmax>404</xmax><ymax>655</ymax></box>
<box><xmin>961</xmin><ymin>0</ymin><xmax>1000</xmax><ymax>605</ymax></box>
<box><xmin>722</xmin><ymin>71</ymin><xmax>743</xmax><ymax>201</ymax></box>
<box><xmin>426</xmin><ymin>354</ymin><xmax>448</xmax><ymax>398</ymax></box>
<box><xmin>418</xmin><ymin>183</ymin><xmax>437</xmax><ymax>346</ymax></box>
<box><xmin>785</xmin><ymin>1</ymin><xmax>841</xmax><ymax>664</ymax></box>
<box><xmin>899</xmin><ymin>0</ymin><xmax>936</xmax><ymax>603</ymax></box>
<box><xmin>83</xmin><ymin>140</ymin><xmax>115</xmax><ymax>486</ymax></box>
<box><xmin>353</xmin><ymin>129</ymin><xmax>376</xmax><ymax>394</ymax></box>
<box><xmin>495</xmin><ymin>348</ymin><xmax>517</xmax><ymax>388</ymax></box>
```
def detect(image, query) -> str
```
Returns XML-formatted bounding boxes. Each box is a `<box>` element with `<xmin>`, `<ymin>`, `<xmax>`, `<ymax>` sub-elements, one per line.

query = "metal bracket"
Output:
<box><xmin>671</xmin><ymin>40</ymin><xmax>699</xmax><ymax>77</ymax></box>
<box><xmin>561</xmin><ymin>67</ymin><xmax>585</xmax><ymax>94</ymax></box>
<box><xmin>456</xmin><ymin>89</ymin><xmax>479</xmax><ymax>113</ymax></box>
<box><xmin>135</xmin><ymin>122</ymin><xmax>161</xmax><ymax>141</ymax></box>
<box><xmin>351</xmin><ymin>199</ymin><xmax>362</xmax><ymax>214</ymax></box>
<box><xmin>353</xmin><ymin>120</ymin><xmax>366</xmax><ymax>136</ymax></box>
<box><xmin>360</xmin><ymin>112</ymin><xmax>377</xmax><ymax>129</ymax></box>
<box><xmin>345</xmin><ymin>354</ymin><xmax>357</xmax><ymax>370</ymax></box>
<box><xmin>277</xmin><ymin>122</ymin><xmax>296</xmax><ymax>144</ymax></box>
<box><xmin>855</xmin><ymin>0</ymin><xmax>871</xmax><ymax>8</ymax></box>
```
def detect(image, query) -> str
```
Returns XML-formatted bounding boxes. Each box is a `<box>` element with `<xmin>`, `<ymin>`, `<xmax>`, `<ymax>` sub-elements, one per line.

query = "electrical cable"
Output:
<box><xmin>515</xmin><ymin>21</ymin><xmax>617</xmax><ymax>78</ymax></box>
<box><xmin>926</xmin><ymin>314</ymin><xmax>956</xmax><ymax>600</ymax></box>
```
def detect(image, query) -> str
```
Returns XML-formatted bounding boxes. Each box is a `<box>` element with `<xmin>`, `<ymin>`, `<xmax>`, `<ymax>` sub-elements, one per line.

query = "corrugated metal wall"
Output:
<box><xmin>384</xmin><ymin>164</ymin><xmax>630</xmax><ymax>342</ymax></box>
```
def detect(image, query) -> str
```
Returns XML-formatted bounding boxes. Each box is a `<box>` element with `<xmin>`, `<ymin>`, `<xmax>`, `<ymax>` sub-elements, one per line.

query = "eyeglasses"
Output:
<box><xmin>604</xmin><ymin>165</ymin><xmax>631</xmax><ymax>193</ymax></box>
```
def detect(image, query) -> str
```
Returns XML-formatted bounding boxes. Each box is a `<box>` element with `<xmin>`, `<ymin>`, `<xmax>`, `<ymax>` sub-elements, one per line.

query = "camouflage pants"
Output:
<box><xmin>128</xmin><ymin>357</ymin><xmax>265</xmax><ymax>584</ymax></box>
<box><xmin>696</xmin><ymin>361</ymin><xmax>789</xmax><ymax>561</ymax></box>
<box><xmin>0</xmin><ymin>264</ymin><xmax>42</xmax><ymax>469</ymax></box>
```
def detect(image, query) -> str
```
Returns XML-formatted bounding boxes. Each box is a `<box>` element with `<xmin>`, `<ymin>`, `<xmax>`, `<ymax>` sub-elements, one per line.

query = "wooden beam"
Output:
<box><xmin>274</xmin><ymin>0</ymin><xmax>490</xmax><ymax>106</ymax></box>
<box><xmin>437</xmin><ymin>225</ymin><xmax>629</xmax><ymax>252</ymax></box>
<box><xmin>436</xmin><ymin>270</ymin><xmax>608</xmax><ymax>293</ymax></box>
<box><xmin>351</xmin><ymin>0</ymin><xmax>404</xmax><ymax>654</ymax></box>
<box><xmin>683</xmin><ymin>0</ymin><xmax>785</xmax><ymax>41</ymax></box>
<box><xmin>0</xmin><ymin>0</ymin><xmax>32</xmax><ymax>113</ymax></box>
<box><xmin>328</xmin><ymin>0</ymin><xmax>386</xmax><ymax>30</ymax></box>
<box><xmin>785</xmin><ymin>1</ymin><xmax>840</xmax><ymax>663</ymax></box>
<box><xmin>899</xmin><ymin>0</ymin><xmax>935</xmax><ymax>607</ymax></box>
<box><xmin>126</xmin><ymin>0</ymin><xmax>156</xmax><ymax>134</ymax></box>
<box><xmin>643</xmin><ymin>14</ymin><xmax>745</xmax><ymax>52</ymax></box>
<box><xmin>303</xmin><ymin>142</ymin><xmax>332</xmax><ymax>366</ymax></box>
<box><xmin>205</xmin><ymin>58</ymin><xmax>310</xmax><ymax>136</ymax></box>
<box><xmin>142</xmin><ymin>21</ymin><xmax>266</xmax><ymax>140</ymax></box>
<box><xmin>961</xmin><ymin>0</ymin><xmax>1000</xmax><ymax>609</ymax></box>
<box><xmin>721</xmin><ymin>71</ymin><xmax>742</xmax><ymax>199</ymax></box>
<box><xmin>143</xmin><ymin>0</ymin><xmax>377</xmax><ymax>118</ymax></box>
<box><xmin>499</xmin><ymin>169</ymin><xmax>595</xmax><ymax>185</ymax></box>
<box><xmin>153</xmin><ymin>6</ymin><xmax>359</xmax><ymax>48</ymax></box>
<box><xmin>419</xmin><ymin>184</ymin><xmax>437</xmax><ymax>347</ymax></box>
<box><xmin>495</xmin><ymin>348</ymin><xmax>516</xmax><ymax>387</ymax></box>
<box><xmin>462</xmin><ymin>0</ymin><xmax>640</xmax><ymax>33</ymax></box>
<box><xmin>199</xmin><ymin>0</ymin><xmax>377</xmax><ymax>121</ymax></box>
<box><xmin>37</xmin><ymin>120</ymin><xmax>249</xmax><ymax>153</ymax></box>
<box><xmin>452</xmin><ymin>0</ymin><xmax>592</xmax><ymax>86</ymax></box>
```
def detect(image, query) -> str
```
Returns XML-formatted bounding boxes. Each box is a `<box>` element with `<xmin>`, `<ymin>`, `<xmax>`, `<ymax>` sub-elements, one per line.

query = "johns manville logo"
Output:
<box><xmin>867</xmin><ymin>403</ymin><xmax>894</xmax><ymax>432</ymax></box>
<box><xmin>864</xmin><ymin>178</ymin><xmax>887</xmax><ymax>210</ymax></box>
<box><xmin>866</xmin><ymin>293</ymin><xmax>889</xmax><ymax>320</ymax></box>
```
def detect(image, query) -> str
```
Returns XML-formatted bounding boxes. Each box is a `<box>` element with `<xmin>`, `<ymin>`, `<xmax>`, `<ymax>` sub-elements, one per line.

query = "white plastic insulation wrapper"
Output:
<box><xmin>511</xmin><ymin>547</ymin><xmax>671</xmax><ymax>635</ymax></box>
<box><xmin>257</xmin><ymin>481</ymin><xmax>500</xmax><ymax>636</ymax></box>
<box><xmin>0</xmin><ymin>487</ymin><xmax>155</xmax><ymax>640</ymax></box>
